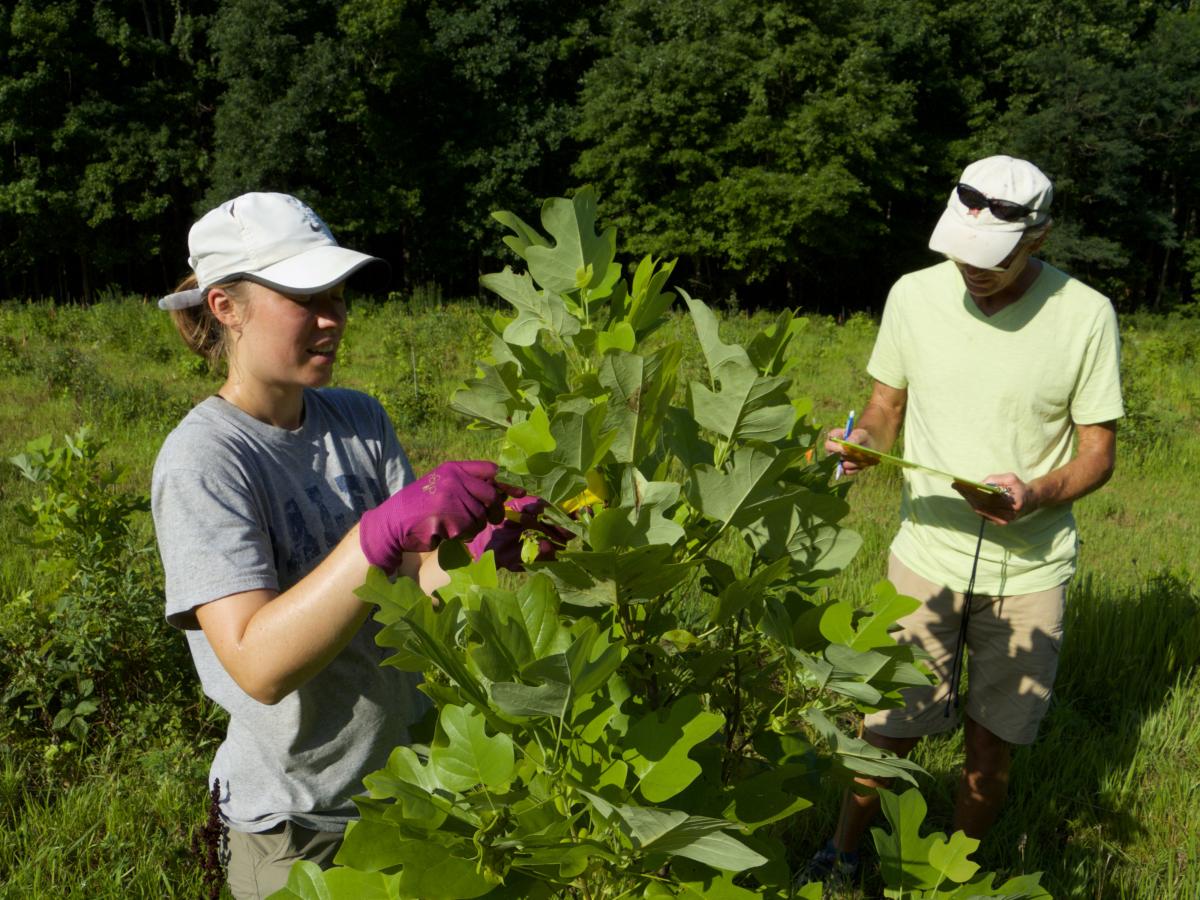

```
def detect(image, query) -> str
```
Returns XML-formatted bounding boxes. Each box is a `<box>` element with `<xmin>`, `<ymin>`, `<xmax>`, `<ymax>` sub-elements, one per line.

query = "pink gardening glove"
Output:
<box><xmin>359</xmin><ymin>460</ymin><xmax>513</xmax><ymax>572</ymax></box>
<box><xmin>466</xmin><ymin>495</ymin><xmax>573</xmax><ymax>571</ymax></box>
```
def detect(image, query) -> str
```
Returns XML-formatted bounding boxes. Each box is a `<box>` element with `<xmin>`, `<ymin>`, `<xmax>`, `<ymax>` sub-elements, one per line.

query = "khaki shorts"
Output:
<box><xmin>224</xmin><ymin>821</ymin><xmax>343</xmax><ymax>900</ymax></box>
<box><xmin>863</xmin><ymin>555</ymin><xmax>1066</xmax><ymax>746</ymax></box>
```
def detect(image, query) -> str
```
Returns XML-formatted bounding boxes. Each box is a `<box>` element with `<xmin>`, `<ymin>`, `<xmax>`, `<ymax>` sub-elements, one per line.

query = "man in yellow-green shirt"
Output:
<box><xmin>810</xmin><ymin>156</ymin><xmax>1124</xmax><ymax>880</ymax></box>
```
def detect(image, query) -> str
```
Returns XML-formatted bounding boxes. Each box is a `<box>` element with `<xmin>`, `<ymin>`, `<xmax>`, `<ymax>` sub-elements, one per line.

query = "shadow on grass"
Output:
<box><xmin>978</xmin><ymin>570</ymin><xmax>1200</xmax><ymax>896</ymax></box>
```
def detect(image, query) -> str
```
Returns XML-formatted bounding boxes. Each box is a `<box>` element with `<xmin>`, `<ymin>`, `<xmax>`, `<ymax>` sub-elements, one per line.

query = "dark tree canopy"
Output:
<box><xmin>0</xmin><ymin>0</ymin><xmax>1196</xmax><ymax>311</ymax></box>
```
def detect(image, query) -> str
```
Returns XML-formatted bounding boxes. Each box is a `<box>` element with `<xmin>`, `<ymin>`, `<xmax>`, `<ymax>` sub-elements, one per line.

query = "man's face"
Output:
<box><xmin>952</xmin><ymin>238</ymin><xmax>1038</xmax><ymax>298</ymax></box>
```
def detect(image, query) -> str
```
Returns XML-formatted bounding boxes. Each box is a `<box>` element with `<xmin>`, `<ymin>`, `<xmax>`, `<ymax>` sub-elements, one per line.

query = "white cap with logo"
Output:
<box><xmin>159</xmin><ymin>192</ymin><xmax>385</xmax><ymax>310</ymax></box>
<box><xmin>928</xmin><ymin>156</ymin><xmax>1053</xmax><ymax>269</ymax></box>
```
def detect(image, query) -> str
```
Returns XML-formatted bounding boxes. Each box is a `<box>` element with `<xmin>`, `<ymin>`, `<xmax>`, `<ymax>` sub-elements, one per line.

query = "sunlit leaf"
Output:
<box><xmin>623</xmin><ymin>694</ymin><xmax>725</xmax><ymax>802</ymax></box>
<box><xmin>430</xmin><ymin>705</ymin><xmax>516</xmax><ymax>792</ymax></box>
<box><xmin>524</xmin><ymin>188</ymin><xmax>617</xmax><ymax>294</ymax></box>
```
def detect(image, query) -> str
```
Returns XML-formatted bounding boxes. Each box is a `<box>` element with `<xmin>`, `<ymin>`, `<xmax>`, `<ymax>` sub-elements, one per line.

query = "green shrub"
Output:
<box><xmin>2</xmin><ymin>428</ymin><xmax>195</xmax><ymax>754</ymax></box>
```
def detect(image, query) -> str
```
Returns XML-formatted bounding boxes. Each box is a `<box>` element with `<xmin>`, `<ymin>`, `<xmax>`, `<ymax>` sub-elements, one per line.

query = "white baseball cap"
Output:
<box><xmin>928</xmin><ymin>156</ymin><xmax>1053</xmax><ymax>269</ymax></box>
<box><xmin>159</xmin><ymin>192</ymin><xmax>386</xmax><ymax>310</ymax></box>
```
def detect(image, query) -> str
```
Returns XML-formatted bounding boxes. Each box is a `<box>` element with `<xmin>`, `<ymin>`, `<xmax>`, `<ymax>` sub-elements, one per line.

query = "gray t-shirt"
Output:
<box><xmin>152</xmin><ymin>388</ymin><xmax>425</xmax><ymax>832</ymax></box>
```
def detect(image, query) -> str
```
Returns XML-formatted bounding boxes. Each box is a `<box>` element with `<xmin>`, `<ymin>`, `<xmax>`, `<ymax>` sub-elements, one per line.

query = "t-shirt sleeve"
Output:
<box><xmin>1070</xmin><ymin>301</ymin><xmax>1125</xmax><ymax>424</ymax></box>
<box><xmin>866</xmin><ymin>281</ymin><xmax>909</xmax><ymax>390</ymax></box>
<box><xmin>153</xmin><ymin>465</ymin><xmax>279</xmax><ymax>630</ymax></box>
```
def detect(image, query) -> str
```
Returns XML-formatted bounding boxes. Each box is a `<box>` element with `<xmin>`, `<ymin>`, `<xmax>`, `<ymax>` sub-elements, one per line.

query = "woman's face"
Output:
<box><xmin>223</xmin><ymin>281</ymin><xmax>347</xmax><ymax>392</ymax></box>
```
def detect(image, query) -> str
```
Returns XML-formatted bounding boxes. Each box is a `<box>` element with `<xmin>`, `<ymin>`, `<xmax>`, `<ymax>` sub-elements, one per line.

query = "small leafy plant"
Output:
<box><xmin>274</xmin><ymin>190</ymin><xmax>1045</xmax><ymax>898</ymax></box>
<box><xmin>2</xmin><ymin>428</ymin><xmax>193</xmax><ymax>752</ymax></box>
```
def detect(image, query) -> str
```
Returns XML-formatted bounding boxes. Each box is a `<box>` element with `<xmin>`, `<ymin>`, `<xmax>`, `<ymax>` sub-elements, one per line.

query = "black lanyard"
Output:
<box><xmin>945</xmin><ymin>517</ymin><xmax>988</xmax><ymax>717</ymax></box>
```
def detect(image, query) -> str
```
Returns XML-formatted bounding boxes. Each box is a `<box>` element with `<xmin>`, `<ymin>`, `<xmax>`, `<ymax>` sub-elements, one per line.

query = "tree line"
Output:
<box><xmin>1</xmin><ymin>0</ymin><xmax>1196</xmax><ymax>312</ymax></box>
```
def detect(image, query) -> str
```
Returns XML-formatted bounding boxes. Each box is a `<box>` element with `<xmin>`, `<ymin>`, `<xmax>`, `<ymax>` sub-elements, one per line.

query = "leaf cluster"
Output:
<box><xmin>278</xmin><ymin>190</ymin><xmax>960</xmax><ymax>898</ymax></box>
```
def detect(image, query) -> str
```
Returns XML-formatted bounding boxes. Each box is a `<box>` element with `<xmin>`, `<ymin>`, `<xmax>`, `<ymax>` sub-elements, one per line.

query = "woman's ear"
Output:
<box><xmin>208</xmin><ymin>287</ymin><xmax>243</xmax><ymax>330</ymax></box>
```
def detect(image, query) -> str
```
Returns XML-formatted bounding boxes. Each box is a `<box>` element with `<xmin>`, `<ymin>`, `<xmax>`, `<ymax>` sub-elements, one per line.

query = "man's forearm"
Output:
<box><xmin>1029</xmin><ymin>422</ymin><xmax>1117</xmax><ymax>511</ymax></box>
<box><xmin>858</xmin><ymin>398</ymin><xmax>904</xmax><ymax>452</ymax></box>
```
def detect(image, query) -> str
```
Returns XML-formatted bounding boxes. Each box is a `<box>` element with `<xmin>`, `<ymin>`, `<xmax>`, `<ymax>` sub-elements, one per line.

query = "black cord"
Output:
<box><xmin>945</xmin><ymin>517</ymin><xmax>987</xmax><ymax>717</ymax></box>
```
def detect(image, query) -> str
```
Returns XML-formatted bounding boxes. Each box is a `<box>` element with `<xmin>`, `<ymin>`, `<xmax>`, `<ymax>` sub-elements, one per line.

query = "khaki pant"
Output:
<box><xmin>863</xmin><ymin>554</ymin><xmax>1066</xmax><ymax>745</ymax></box>
<box><xmin>224</xmin><ymin>821</ymin><xmax>343</xmax><ymax>900</ymax></box>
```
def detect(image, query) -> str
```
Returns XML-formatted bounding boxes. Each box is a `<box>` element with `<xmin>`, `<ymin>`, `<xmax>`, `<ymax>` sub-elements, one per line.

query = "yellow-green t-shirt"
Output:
<box><xmin>867</xmin><ymin>260</ymin><xmax>1124</xmax><ymax>595</ymax></box>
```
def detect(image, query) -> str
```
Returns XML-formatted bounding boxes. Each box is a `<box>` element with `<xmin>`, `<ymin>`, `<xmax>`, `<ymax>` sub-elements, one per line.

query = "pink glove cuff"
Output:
<box><xmin>359</xmin><ymin>506</ymin><xmax>404</xmax><ymax>573</ymax></box>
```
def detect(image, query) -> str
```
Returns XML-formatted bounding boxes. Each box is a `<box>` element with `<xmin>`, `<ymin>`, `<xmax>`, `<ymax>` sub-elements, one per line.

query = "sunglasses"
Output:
<box><xmin>956</xmin><ymin>183</ymin><xmax>1038</xmax><ymax>222</ymax></box>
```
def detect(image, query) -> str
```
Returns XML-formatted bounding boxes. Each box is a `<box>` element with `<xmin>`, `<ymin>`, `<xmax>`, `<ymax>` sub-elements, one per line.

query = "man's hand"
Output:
<box><xmin>952</xmin><ymin>473</ymin><xmax>1036</xmax><ymax>525</ymax></box>
<box><xmin>825</xmin><ymin>427</ymin><xmax>878</xmax><ymax>476</ymax></box>
<box><xmin>825</xmin><ymin>381</ymin><xmax>907</xmax><ymax>478</ymax></box>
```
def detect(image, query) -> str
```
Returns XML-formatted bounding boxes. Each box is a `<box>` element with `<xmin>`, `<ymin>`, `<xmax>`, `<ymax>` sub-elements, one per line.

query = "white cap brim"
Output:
<box><xmin>158</xmin><ymin>288</ymin><xmax>206</xmax><ymax>310</ymax></box>
<box><xmin>928</xmin><ymin>209</ymin><xmax>1024</xmax><ymax>269</ymax></box>
<box><xmin>238</xmin><ymin>244</ymin><xmax>385</xmax><ymax>296</ymax></box>
<box><xmin>157</xmin><ymin>245</ymin><xmax>387</xmax><ymax>310</ymax></box>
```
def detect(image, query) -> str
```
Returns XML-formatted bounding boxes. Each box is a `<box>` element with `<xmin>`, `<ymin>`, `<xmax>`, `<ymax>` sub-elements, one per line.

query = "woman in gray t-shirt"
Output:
<box><xmin>151</xmin><ymin>192</ymin><xmax>512</xmax><ymax>900</ymax></box>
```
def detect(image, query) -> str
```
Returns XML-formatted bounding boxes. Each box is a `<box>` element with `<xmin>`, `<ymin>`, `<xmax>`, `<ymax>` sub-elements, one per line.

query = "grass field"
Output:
<box><xmin>1</xmin><ymin>295</ymin><xmax>1197</xmax><ymax>898</ymax></box>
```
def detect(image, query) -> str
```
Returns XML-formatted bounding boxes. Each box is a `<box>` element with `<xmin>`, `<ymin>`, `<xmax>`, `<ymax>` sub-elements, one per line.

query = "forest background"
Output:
<box><xmin>2</xmin><ymin>0</ymin><xmax>1199</xmax><ymax>314</ymax></box>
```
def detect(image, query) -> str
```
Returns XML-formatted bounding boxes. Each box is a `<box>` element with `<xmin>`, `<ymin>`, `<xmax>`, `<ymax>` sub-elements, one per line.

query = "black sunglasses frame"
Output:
<box><xmin>955</xmin><ymin>183</ymin><xmax>1038</xmax><ymax>222</ymax></box>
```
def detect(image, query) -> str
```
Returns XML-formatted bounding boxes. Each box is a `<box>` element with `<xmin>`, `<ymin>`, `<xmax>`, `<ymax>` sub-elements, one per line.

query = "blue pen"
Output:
<box><xmin>835</xmin><ymin>409</ymin><xmax>855</xmax><ymax>480</ymax></box>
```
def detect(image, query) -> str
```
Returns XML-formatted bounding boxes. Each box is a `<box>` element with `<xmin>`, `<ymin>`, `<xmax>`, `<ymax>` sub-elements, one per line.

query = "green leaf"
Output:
<box><xmin>746</xmin><ymin>310</ymin><xmax>805</xmax><ymax>377</ymax></box>
<box><xmin>450</xmin><ymin>361</ymin><xmax>528</xmax><ymax>431</ymax></box>
<box><xmin>360</xmin><ymin>747</ymin><xmax>450</xmax><ymax>832</ymax></box>
<box><xmin>673</xmin><ymin>858</ymin><xmax>767</xmax><ymax>898</ymax></box>
<box><xmin>466</xmin><ymin>593</ymin><xmax>534</xmax><ymax>682</ymax></box>
<box><xmin>268</xmin><ymin>862</ymin><xmax>402</xmax><ymax>899</ymax></box>
<box><xmin>686</xmin><ymin>445</ymin><xmax>803</xmax><ymax>531</ymax></box>
<box><xmin>613</xmin><ymin>806</ymin><xmax>767</xmax><ymax>872</ymax></box>
<box><xmin>597</xmin><ymin>321</ymin><xmax>636</xmax><ymax>354</ymax></box>
<box><xmin>684</xmin><ymin>293</ymin><xmax>750</xmax><ymax>375</ymax></box>
<box><xmin>436</xmin><ymin>543</ymin><xmax>500</xmax><ymax>611</ymax></box>
<box><xmin>849</xmin><ymin>579</ymin><xmax>921</xmax><ymax>652</ymax></box>
<box><xmin>490</xmin><ymin>679</ymin><xmax>571</xmax><ymax>718</ymax></box>
<box><xmin>490</xmin><ymin>328</ymin><xmax>571</xmax><ymax>400</ymax></box>
<box><xmin>688</xmin><ymin>360</ymin><xmax>795</xmax><ymax>444</ymax></box>
<box><xmin>546</xmin><ymin>401</ymin><xmax>616</xmax><ymax>473</ymax></box>
<box><xmin>430</xmin><ymin>705</ymin><xmax>516</xmax><ymax>792</ymax></box>
<box><xmin>872</xmin><ymin>788</ymin><xmax>938</xmax><ymax>890</ymax></box>
<box><xmin>598</xmin><ymin>345</ymin><xmax>680</xmax><ymax>464</ymax></box>
<box><xmin>500</xmin><ymin>405</ymin><xmax>556</xmax><ymax>475</ymax></box>
<box><xmin>392</xmin><ymin>599</ymin><xmax>489</xmax><ymax>709</ymax></box>
<box><xmin>482</xmin><ymin>267</ymin><xmax>581</xmax><ymax>347</ymax></box>
<box><xmin>516</xmin><ymin>839</ymin><xmax>620</xmax><ymax>879</ymax></box>
<box><xmin>743</xmin><ymin>488</ymin><xmax>861</xmax><ymax>578</ymax></box>
<box><xmin>394</xmin><ymin>836</ymin><xmax>496</xmax><ymax>899</ymax></box>
<box><xmin>819</xmin><ymin>601</ymin><xmax>855</xmax><ymax>645</ymax></box>
<box><xmin>517</xmin><ymin>574</ymin><xmax>573</xmax><ymax>658</ymax></box>
<box><xmin>332</xmin><ymin>817</ymin><xmax>407</xmax><ymax>873</ymax></box>
<box><xmin>524</xmin><ymin>187</ymin><xmax>617</xmax><ymax>294</ymax></box>
<box><xmin>556</xmin><ymin>545</ymin><xmax>695</xmax><ymax>603</ymax></box>
<box><xmin>711</xmin><ymin>556</ymin><xmax>791</xmax><ymax>625</ymax></box>
<box><xmin>721</xmin><ymin>764</ymin><xmax>814</xmax><ymax>832</ymax></box>
<box><xmin>521</xmin><ymin>620</ymin><xmax>625</xmax><ymax>700</ymax></box>
<box><xmin>927</xmin><ymin>829</ymin><xmax>983</xmax><ymax>886</ymax></box>
<box><xmin>871</xmin><ymin>788</ymin><xmax>985</xmax><ymax>892</ymax></box>
<box><xmin>805</xmin><ymin>709</ymin><xmax>924</xmax><ymax>786</ymax></box>
<box><xmin>492</xmin><ymin>208</ymin><xmax>551</xmax><ymax>259</ymax></box>
<box><xmin>623</xmin><ymin>694</ymin><xmax>725</xmax><ymax>802</ymax></box>
<box><xmin>588</xmin><ymin>469</ymin><xmax>684</xmax><ymax>550</ymax></box>
<box><xmin>269</xmin><ymin>860</ymin><xmax>332</xmax><ymax>900</ymax></box>
<box><xmin>625</xmin><ymin>256</ymin><xmax>678</xmax><ymax>337</ymax></box>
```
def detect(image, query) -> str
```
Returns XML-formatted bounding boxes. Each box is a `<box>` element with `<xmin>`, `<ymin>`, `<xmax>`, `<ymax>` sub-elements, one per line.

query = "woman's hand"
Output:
<box><xmin>467</xmin><ymin>495</ymin><xmax>573</xmax><ymax>571</ymax></box>
<box><xmin>359</xmin><ymin>461</ymin><xmax>518</xmax><ymax>572</ymax></box>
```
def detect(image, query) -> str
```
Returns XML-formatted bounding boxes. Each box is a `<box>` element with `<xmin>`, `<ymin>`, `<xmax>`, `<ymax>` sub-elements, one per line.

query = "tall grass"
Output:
<box><xmin>1</xmin><ymin>296</ymin><xmax>1197</xmax><ymax>897</ymax></box>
